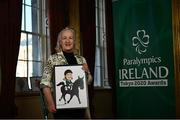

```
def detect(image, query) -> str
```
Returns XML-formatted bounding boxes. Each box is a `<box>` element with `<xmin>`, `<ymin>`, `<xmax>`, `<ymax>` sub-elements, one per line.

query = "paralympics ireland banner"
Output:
<box><xmin>113</xmin><ymin>0</ymin><xmax>176</xmax><ymax>118</ymax></box>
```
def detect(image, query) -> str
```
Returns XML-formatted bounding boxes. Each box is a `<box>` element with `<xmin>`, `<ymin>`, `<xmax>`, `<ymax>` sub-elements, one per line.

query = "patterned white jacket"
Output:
<box><xmin>40</xmin><ymin>51</ymin><xmax>91</xmax><ymax>89</ymax></box>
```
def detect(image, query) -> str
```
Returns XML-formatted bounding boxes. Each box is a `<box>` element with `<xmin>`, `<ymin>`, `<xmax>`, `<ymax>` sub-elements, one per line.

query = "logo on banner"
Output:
<box><xmin>118</xmin><ymin>29</ymin><xmax>169</xmax><ymax>87</ymax></box>
<box><xmin>132</xmin><ymin>30</ymin><xmax>149</xmax><ymax>54</ymax></box>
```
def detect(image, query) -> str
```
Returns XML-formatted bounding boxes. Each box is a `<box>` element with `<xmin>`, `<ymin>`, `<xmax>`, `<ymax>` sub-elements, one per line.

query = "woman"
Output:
<box><xmin>40</xmin><ymin>27</ymin><xmax>92</xmax><ymax>119</ymax></box>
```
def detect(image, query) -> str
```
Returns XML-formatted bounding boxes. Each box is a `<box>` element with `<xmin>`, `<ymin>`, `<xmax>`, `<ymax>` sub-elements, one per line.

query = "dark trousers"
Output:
<box><xmin>53</xmin><ymin>109</ymin><xmax>85</xmax><ymax>119</ymax></box>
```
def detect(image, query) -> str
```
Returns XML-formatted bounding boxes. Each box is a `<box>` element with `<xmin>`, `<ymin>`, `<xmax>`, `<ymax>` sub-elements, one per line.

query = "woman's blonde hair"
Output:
<box><xmin>55</xmin><ymin>27</ymin><xmax>76</xmax><ymax>52</ymax></box>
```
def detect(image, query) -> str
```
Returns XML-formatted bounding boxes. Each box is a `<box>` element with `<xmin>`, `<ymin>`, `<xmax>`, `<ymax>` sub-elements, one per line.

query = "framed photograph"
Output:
<box><xmin>30</xmin><ymin>76</ymin><xmax>41</xmax><ymax>92</ymax></box>
<box><xmin>54</xmin><ymin>64</ymin><xmax>89</xmax><ymax>109</ymax></box>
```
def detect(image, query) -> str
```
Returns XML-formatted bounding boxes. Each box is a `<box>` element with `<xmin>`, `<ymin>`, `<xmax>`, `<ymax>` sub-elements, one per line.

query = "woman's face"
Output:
<box><xmin>60</xmin><ymin>30</ymin><xmax>75</xmax><ymax>53</ymax></box>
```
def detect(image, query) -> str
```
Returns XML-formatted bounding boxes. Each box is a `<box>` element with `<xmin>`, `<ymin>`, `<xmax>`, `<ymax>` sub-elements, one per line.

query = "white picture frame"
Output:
<box><xmin>54</xmin><ymin>65</ymin><xmax>89</xmax><ymax>109</ymax></box>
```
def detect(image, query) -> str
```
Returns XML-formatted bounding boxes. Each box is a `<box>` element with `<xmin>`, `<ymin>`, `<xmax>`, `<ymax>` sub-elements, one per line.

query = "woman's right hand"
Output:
<box><xmin>48</xmin><ymin>103</ymin><xmax>57</xmax><ymax>113</ymax></box>
<box><xmin>43</xmin><ymin>87</ymin><xmax>57</xmax><ymax>113</ymax></box>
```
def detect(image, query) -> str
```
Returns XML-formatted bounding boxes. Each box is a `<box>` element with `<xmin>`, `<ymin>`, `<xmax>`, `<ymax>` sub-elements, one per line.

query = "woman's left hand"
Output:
<box><xmin>82</xmin><ymin>64</ymin><xmax>90</xmax><ymax>74</ymax></box>
<box><xmin>82</xmin><ymin>64</ymin><xmax>93</xmax><ymax>85</ymax></box>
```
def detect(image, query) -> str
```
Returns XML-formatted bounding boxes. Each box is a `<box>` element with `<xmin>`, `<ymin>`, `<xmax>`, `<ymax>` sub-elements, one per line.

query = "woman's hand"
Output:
<box><xmin>82</xmin><ymin>64</ymin><xmax>93</xmax><ymax>85</ymax></box>
<box><xmin>43</xmin><ymin>87</ymin><xmax>57</xmax><ymax>113</ymax></box>
<box><xmin>82</xmin><ymin>64</ymin><xmax>90</xmax><ymax>74</ymax></box>
<box><xmin>48</xmin><ymin>102</ymin><xmax>56</xmax><ymax>113</ymax></box>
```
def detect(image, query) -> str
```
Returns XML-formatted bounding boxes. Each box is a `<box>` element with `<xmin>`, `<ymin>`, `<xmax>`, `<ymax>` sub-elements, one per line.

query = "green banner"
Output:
<box><xmin>113</xmin><ymin>0</ymin><xmax>175</xmax><ymax>118</ymax></box>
